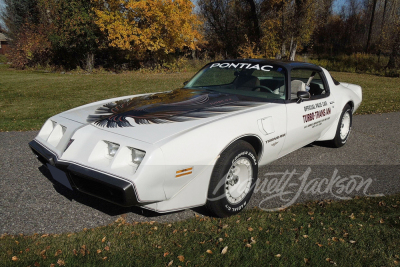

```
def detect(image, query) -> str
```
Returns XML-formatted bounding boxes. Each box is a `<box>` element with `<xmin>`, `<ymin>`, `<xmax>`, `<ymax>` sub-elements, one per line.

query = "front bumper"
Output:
<box><xmin>29</xmin><ymin>140</ymin><xmax>140</xmax><ymax>207</ymax></box>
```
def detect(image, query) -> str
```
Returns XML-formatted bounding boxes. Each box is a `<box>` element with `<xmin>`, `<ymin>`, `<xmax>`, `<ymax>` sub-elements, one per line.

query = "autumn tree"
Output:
<box><xmin>39</xmin><ymin>0</ymin><xmax>101</xmax><ymax>71</ymax></box>
<box><xmin>93</xmin><ymin>0</ymin><xmax>203</xmax><ymax>63</ymax></box>
<box><xmin>199</xmin><ymin>0</ymin><xmax>263</xmax><ymax>58</ymax></box>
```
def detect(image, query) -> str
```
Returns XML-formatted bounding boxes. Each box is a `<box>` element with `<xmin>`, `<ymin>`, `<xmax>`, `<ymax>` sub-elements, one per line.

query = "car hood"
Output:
<box><xmin>59</xmin><ymin>88</ymin><xmax>266</xmax><ymax>144</ymax></box>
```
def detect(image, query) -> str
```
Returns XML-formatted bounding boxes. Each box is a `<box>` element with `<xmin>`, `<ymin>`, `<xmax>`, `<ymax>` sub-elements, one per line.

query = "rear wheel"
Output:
<box><xmin>330</xmin><ymin>104</ymin><xmax>352</xmax><ymax>148</ymax></box>
<box><xmin>206</xmin><ymin>140</ymin><xmax>258</xmax><ymax>217</ymax></box>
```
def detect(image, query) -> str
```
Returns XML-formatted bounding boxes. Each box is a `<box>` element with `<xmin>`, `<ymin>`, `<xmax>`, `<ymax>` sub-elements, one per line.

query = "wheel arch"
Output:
<box><xmin>346</xmin><ymin>101</ymin><xmax>354</xmax><ymax>113</ymax></box>
<box><xmin>219</xmin><ymin>134</ymin><xmax>264</xmax><ymax>161</ymax></box>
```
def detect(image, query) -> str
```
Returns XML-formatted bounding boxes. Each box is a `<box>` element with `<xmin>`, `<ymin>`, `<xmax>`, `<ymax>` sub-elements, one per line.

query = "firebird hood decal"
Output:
<box><xmin>87</xmin><ymin>89</ymin><xmax>264</xmax><ymax>128</ymax></box>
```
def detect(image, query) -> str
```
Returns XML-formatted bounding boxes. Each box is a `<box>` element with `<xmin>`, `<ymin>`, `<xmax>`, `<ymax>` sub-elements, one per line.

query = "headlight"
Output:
<box><xmin>105</xmin><ymin>141</ymin><xmax>120</xmax><ymax>157</ymax></box>
<box><xmin>130</xmin><ymin>148</ymin><xmax>146</xmax><ymax>165</ymax></box>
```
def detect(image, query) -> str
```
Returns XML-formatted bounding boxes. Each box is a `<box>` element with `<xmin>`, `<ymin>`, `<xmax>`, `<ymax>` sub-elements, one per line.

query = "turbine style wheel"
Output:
<box><xmin>206</xmin><ymin>140</ymin><xmax>258</xmax><ymax>217</ymax></box>
<box><xmin>330</xmin><ymin>104</ymin><xmax>352</xmax><ymax>148</ymax></box>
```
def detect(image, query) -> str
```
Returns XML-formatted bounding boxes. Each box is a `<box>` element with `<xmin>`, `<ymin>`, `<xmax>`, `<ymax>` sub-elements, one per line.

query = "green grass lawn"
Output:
<box><xmin>0</xmin><ymin>65</ymin><xmax>195</xmax><ymax>131</ymax></box>
<box><xmin>331</xmin><ymin>71</ymin><xmax>400</xmax><ymax>115</ymax></box>
<box><xmin>0</xmin><ymin>65</ymin><xmax>399</xmax><ymax>131</ymax></box>
<box><xmin>1</xmin><ymin>194</ymin><xmax>399</xmax><ymax>266</ymax></box>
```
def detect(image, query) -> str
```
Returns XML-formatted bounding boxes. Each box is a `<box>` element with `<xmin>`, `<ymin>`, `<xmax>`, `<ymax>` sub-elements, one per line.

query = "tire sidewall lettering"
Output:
<box><xmin>232</xmin><ymin>150</ymin><xmax>257</xmax><ymax>165</ymax></box>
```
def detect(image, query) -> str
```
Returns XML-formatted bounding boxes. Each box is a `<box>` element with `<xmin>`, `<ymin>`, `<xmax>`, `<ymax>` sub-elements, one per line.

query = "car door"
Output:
<box><xmin>279</xmin><ymin>68</ymin><xmax>336</xmax><ymax>157</ymax></box>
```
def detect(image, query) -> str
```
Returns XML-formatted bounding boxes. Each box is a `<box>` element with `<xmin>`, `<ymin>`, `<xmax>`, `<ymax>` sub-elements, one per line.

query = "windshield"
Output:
<box><xmin>184</xmin><ymin>62</ymin><xmax>287</xmax><ymax>100</ymax></box>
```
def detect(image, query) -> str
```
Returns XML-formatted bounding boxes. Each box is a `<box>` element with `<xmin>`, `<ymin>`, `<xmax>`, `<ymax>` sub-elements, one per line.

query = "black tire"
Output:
<box><xmin>330</xmin><ymin>104</ymin><xmax>352</xmax><ymax>148</ymax></box>
<box><xmin>206</xmin><ymin>140</ymin><xmax>258</xmax><ymax>217</ymax></box>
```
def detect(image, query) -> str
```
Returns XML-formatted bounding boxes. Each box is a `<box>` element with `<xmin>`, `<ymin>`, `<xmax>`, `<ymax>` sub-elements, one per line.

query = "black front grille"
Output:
<box><xmin>69</xmin><ymin>172</ymin><xmax>125</xmax><ymax>204</ymax></box>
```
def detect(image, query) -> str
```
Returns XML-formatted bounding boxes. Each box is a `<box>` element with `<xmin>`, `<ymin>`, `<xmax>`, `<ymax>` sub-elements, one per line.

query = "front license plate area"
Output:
<box><xmin>47</xmin><ymin>164</ymin><xmax>73</xmax><ymax>190</ymax></box>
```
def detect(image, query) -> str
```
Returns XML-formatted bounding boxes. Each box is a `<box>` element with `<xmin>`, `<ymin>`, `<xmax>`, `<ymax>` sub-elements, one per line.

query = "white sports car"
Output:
<box><xmin>29</xmin><ymin>60</ymin><xmax>362</xmax><ymax>217</ymax></box>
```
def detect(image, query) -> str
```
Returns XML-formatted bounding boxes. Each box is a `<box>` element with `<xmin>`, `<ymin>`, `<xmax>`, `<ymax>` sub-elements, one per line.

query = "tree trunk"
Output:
<box><xmin>289</xmin><ymin>40</ymin><xmax>297</xmax><ymax>61</ymax></box>
<box><xmin>244</xmin><ymin>0</ymin><xmax>261</xmax><ymax>44</ymax></box>
<box><xmin>85</xmin><ymin>52</ymin><xmax>94</xmax><ymax>72</ymax></box>
<box><xmin>366</xmin><ymin>0</ymin><xmax>378</xmax><ymax>53</ymax></box>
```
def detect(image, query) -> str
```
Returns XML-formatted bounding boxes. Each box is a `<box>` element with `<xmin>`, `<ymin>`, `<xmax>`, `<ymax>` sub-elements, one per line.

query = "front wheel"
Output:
<box><xmin>330</xmin><ymin>104</ymin><xmax>352</xmax><ymax>148</ymax></box>
<box><xmin>206</xmin><ymin>140</ymin><xmax>258</xmax><ymax>217</ymax></box>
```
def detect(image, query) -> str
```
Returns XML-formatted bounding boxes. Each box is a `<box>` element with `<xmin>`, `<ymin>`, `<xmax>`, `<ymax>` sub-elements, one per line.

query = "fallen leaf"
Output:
<box><xmin>34</xmin><ymin>262</ymin><xmax>40</xmax><ymax>267</ymax></box>
<box><xmin>332</xmin><ymin>237</ymin><xmax>339</xmax><ymax>242</ymax></box>
<box><xmin>41</xmin><ymin>234</ymin><xmax>49</xmax><ymax>238</ymax></box>
<box><xmin>55</xmin><ymin>250</ymin><xmax>62</xmax><ymax>256</ymax></box>
<box><xmin>221</xmin><ymin>246</ymin><xmax>228</xmax><ymax>255</ymax></box>
<box><xmin>247</xmin><ymin>217</ymin><xmax>252</xmax><ymax>221</ymax></box>
<box><xmin>206</xmin><ymin>249</ymin><xmax>213</xmax><ymax>254</ymax></box>
<box><xmin>97</xmin><ymin>249</ymin><xmax>102</xmax><ymax>254</ymax></box>
<box><xmin>308</xmin><ymin>211</ymin><xmax>314</xmax><ymax>215</ymax></box>
<box><xmin>12</xmin><ymin>256</ymin><xmax>18</xmax><ymax>261</ymax></box>
<box><xmin>102</xmin><ymin>237</ymin><xmax>106</xmax><ymax>243</ymax></box>
<box><xmin>57</xmin><ymin>259</ymin><xmax>65</xmax><ymax>266</ymax></box>
<box><xmin>303</xmin><ymin>235</ymin><xmax>309</xmax><ymax>238</ymax></box>
<box><xmin>50</xmin><ymin>264</ymin><xmax>55</xmax><ymax>267</ymax></box>
<box><xmin>164</xmin><ymin>252</ymin><xmax>170</xmax><ymax>257</ymax></box>
<box><xmin>275</xmin><ymin>254</ymin><xmax>281</xmax><ymax>258</ymax></box>
<box><xmin>245</xmin><ymin>244</ymin><xmax>252</xmax><ymax>248</ymax></box>
<box><xmin>218</xmin><ymin>238</ymin><xmax>223</xmax><ymax>242</ymax></box>
<box><xmin>304</xmin><ymin>258</ymin><xmax>310</xmax><ymax>263</ymax></box>
<box><xmin>178</xmin><ymin>255</ymin><xmax>185</xmax><ymax>262</ymax></box>
<box><xmin>326</xmin><ymin>258</ymin><xmax>332</xmax><ymax>262</ymax></box>
<box><xmin>349</xmin><ymin>213</ymin><xmax>356</xmax><ymax>220</ymax></box>
<box><xmin>104</xmin><ymin>246</ymin><xmax>110</xmax><ymax>251</ymax></box>
<box><xmin>102</xmin><ymin>257</ymin><xmax>107</xmax><ymax>261</ymax></box>
<box><xmin>248</xmin><ymin>227</ymin><xmax>254</xmax><ymax>231</ymax></box>
<box><xmin>349</xmin><ymin>240</ymin><xmax>356</xmax><ymax>244</ymax></box>
<box><xmin>250</xmin><ymin>237</ymin><xmax>256</xmax><ymax>244</ymax></box>
<box><xmin>15</xmin><ymin>241</ymin><xmax>19</xmax><ymax>245</ymax></box>
<box><xmin>173</xmin><ymin>230</ymin><xmax>178</xmax><ymax>234</ymax></box>
<box><xmin>73</xmin><ymin>249</ymin><xmax>77</xmax><ymax>256</ymax></box>
<box><xmin>380</xmin><ymin>219</ymin><xmax>385</xmax><ymax>224</ymax></box>
<box><xmin>316</xmin><ymin>243</ymin><xmax>323</xmax><ymax>247</ymax></box>
<box><xmin>168</xmin><ymin>260</ymin><xmax>173</xmax><ymax>266</ymax></box>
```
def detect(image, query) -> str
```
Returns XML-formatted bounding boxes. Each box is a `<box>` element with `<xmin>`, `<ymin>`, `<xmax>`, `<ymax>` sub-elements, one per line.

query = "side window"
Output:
<box><xmin>290</xmin><ymin>69</ymin><xmax>327</xmax><ymax>99</ymax></box>
<box><xmin>251</xmin><ymin>69</ymin><xmax>286</xmax><ymax>100</ymax></box>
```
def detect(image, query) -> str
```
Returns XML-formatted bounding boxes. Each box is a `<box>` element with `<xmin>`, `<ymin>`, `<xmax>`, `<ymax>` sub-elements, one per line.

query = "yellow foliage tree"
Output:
<box><xmin>92</xmin><ymin>0</ymin><xmax>203</xmax><ymax>60</ymax></box>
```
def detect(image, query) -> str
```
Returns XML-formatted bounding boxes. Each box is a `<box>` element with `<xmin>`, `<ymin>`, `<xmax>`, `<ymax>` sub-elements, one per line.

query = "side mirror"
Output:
<box><xmin>297</xmin><ymin>91</ymin><xmax>310</xmax><ymax>103</ymax></box>
<box><xmin>183</xmin><ymin>81</ymin><xmax>189</xmax><ymax>86</ymax></box>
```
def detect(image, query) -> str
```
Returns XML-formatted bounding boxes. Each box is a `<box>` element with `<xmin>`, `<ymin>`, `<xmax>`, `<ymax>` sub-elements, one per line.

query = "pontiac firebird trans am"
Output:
<box><xmin>29</xmin><ymin>59</ymin><xmax>362</xmax><ymax>217</ymax></box>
